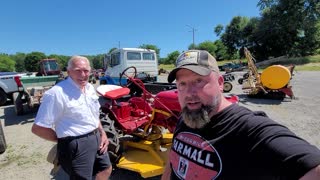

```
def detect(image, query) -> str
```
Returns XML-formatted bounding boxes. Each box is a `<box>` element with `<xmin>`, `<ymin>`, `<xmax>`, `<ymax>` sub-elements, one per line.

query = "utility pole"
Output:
<box><xmin>118</xmin><ymin>41</ymin><xmax>121</xmax><ymax>49</ymax></box>
<box><xmin>186</xmin><ymin>25</ymin><xmax>197</xmax><ymax>49</ymax></box>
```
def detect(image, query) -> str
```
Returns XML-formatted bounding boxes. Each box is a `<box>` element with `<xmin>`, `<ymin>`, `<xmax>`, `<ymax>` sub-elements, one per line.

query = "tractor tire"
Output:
<box><xmin>267</xmin><ymin>91</ymin><xmax>286</xmax><ymax>100</ymax></box>
<box><xmin>247</xmin><ymin>91</ymin><xmax>286</xmax><ymax>100</ymax></box>
<box><xmin>13</xmin><ymin>92</ymin><xmax>24</xmax><ymax>116</ymax></box>
<box><xmin>100</xmin><ymin>80</ymin><xmax>107</xmax><ymax>85</ymax></box>
<box><xmin>243</xmin><ymin>73</ymin><xmax>249</xmax><ymax>79</ymax></box>
<box><xmin>223</xmin><ymin>82</ymin><xmax>233</xmax><ymax>93</ymax></box>
<box><xmin>238</xmin><ymin>78</ymin><xmax>244</xmax><ymax>85</ymax></box>
<box><xmin>0</xmin><ymin>89</ymin><xmax>7</xmax><ymax>106</ymax></box>
<box><xmin>0</xmin><ymin>121</ymin><xmax>7</xmax><ymax>154</ymax></box>
<box><xmin>100</xmin><ymin>111</ymin><xmax>121</xmax><ymax>163</ymax></box>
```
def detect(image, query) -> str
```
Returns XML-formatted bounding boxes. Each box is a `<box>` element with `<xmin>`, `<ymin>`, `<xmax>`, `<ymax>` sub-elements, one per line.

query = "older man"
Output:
<box><xmin>32</xmin><ymin>56</ymin><xmax>112</xmax><ymax>180</ymax></box>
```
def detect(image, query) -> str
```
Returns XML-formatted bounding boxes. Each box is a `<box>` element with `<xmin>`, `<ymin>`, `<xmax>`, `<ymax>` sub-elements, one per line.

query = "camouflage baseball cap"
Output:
<box><xmin>168</xmin><ymin>50</ymin><xmax>219</xmax><ymax>83</ymax></box>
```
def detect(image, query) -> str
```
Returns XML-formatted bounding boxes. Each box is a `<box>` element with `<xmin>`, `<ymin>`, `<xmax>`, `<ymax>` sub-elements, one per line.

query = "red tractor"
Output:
<box><xmin>36</xmin><ymin>59</ymin><xmax>61</xmax><ymax>76</ymax></box>
<box><xmin>97</xmin><ymin>66</ymin><xmax>238</xmax><ymax>178</ymax></box>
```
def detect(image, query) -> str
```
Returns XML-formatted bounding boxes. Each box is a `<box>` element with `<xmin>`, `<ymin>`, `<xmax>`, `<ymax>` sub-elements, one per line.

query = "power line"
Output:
<box><xmin>186</xmin><ymin>25</ymin><xmax>197</xmax><ymax>49</ymax></box>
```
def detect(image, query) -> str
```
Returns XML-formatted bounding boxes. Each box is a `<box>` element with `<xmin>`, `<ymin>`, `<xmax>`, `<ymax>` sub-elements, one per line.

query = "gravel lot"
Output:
<box><xmin>0</xmin><ymin>71</ymin><xmax>319</xmax><ymax>180</ymax></box>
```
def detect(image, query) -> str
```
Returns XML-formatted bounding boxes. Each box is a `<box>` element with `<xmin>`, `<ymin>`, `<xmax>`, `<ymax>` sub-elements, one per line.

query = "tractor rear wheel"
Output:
<box><xmin>100</xmin><ymin>112</ymin><xmax>121</xmax><ymax>163</ymax></box>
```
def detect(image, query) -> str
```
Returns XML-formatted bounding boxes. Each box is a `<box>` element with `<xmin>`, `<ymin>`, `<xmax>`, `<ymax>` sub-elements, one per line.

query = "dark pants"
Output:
<box><xmin>57</xmin><ymin>130</ymin><xmax>111</xmax><ymax>180</ymax></box>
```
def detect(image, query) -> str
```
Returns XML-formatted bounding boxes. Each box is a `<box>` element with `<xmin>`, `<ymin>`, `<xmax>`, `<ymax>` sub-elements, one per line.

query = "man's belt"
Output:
<box><xmin>58</xmin><ymin>128</ymin><xmax>99</xmax><ymax>141</ymax></box>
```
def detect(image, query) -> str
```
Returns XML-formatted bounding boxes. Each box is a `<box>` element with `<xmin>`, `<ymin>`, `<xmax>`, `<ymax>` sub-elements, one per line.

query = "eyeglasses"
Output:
<box><xmin>177</xmin><ymin>78</ymin><xmax>208</xmax><ymax>91</ymax></box>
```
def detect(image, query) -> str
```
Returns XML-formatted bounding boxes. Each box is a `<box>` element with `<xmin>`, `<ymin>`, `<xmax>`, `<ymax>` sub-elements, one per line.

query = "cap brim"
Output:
<box><xmin>167</xmin><ymin>65</ymin><xmax>211</xmax><ymax>83</ymax></box>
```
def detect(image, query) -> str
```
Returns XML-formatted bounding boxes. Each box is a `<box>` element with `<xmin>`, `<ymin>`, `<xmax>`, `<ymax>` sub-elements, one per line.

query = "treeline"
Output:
<box><xmin>162</xmin><ymin>0</ymin><xmax>320</xmax><ymax>64</ymax></box>
<box><xmin>0</xmin><ymin>45</ymin><xmax>160</xmax><ymax>72</ymax></box>
<box><xmin>0</xmin><ymin>52</ymin><xmax>105</xmax><ymax>72</ymax></box>
<box><xmin>215</xmin><ymin>0</ymin><xmax>320</xmax><ymax>60</ymax></box>
<box><xmin>1</xmin><ymin>0</ymin><xmax>319</xmax><ymax>71</ymax></box>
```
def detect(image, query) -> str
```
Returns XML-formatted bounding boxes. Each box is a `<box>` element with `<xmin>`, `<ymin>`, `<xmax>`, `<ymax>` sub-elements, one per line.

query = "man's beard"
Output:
<box><xmin>181</xmin><ymin>95</ymin><xmax>221</xmax><ymax>129</ymax></box>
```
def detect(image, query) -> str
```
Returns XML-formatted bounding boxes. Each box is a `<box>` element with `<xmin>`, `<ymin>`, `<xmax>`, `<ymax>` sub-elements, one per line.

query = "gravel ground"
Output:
<box><xmin>0</xmin><ymin>71</ymin><xmax>319</xmax><ymax>180</ymax></box>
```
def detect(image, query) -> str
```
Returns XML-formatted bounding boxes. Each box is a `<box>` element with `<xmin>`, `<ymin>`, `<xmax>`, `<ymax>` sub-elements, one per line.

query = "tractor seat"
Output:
<box><xmin>96</xmin><ymin>85</ymin><xmax>130</xmax><ymax>100</ymax></box>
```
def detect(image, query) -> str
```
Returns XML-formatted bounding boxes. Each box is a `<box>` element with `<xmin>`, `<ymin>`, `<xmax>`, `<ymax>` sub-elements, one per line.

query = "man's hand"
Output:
<box><xmin>99</xmin><ymin>129</ymin><xmax>109</xmax><ymax>154</ymax></box>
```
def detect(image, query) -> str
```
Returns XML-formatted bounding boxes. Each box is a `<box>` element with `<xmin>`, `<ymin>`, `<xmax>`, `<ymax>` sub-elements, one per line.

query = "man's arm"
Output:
<box><xmin>31</xmin><ymin>124</ymin><xmax>57</xmax><ymax>142</ymax></box>
<box><xmin>300</xmin><ymin>165</ymin><xmax>320</xmax><ymax>180</ymax></box>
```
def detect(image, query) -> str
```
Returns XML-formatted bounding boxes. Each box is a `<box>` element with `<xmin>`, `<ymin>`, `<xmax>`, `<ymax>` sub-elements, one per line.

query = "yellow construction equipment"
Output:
<box><xmin>242</xmin><ymin>48</ymin><xmax>294</xmax><ymax>99</ymax></box>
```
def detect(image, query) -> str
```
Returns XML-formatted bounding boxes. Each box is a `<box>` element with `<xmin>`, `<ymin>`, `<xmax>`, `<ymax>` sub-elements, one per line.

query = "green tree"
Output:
<box><xmin>221</xmin><ymin>16</ymin><xmax>250</xmax><ymax>56</ymax></box>
<box><xmin>0</xmin><ymin>55</ymin><xmax>15</xmax><ymax>71</ymax></box>
<box><xmin>197</xmin><ymin>41</ymin><xmax>217</xmax><ymax>57</ymax></box>
<box><xmin>214</xmin><ymin>40</ymin><xmax>230</xmax><ymax>60</ymax></box>
<box><xmin>91</xmin><ymin>54</ymin><xmax>104</xmax><ymax>69</ymax></box>
<box><xmin>108</xmin><ymin>48</ymin><xmax>117</xmax><ymax>54</ymax></box>
<box><xmin>24</xmin><ymin>52</ymin><xmax>46</xmax><ymax>72</ymax></box>
<box><xmin>188</xmin><ymin>43</ymin><xmax>198</xmax><ymax>50</ymax></box>
<box><xmin>214</xmin><ymin>24</ymin><xmax>224</xmax><ymax>37</ymax></box>
<box><xmin>139</xmin><ymin>44</ymin><xmax>161</xmax><ymax>60</ymax></box>
<box><xmin>257</xmin><ymin>0</ymin><xmax>320</xmax><ymax>57</ymax></box>
<box><xmin>85</xmin><ymin>55</ymin><xmax>95</xmax><ymax>69</ymax></box>
<box><xmin>186</xmin><ymin>40</ymin><xmax>235</xmax><ymax>60</ymax></box>
<box><xmin>11</xmin><ymin>52</ymin><xmax>26</xmax><ymax>72</ymax></box>
<box><xmin>158</xmin><ymin>57</ymin><xmax>166</xmax><ymax>64</ymax></box>
<box><xmin>164</xmin><ymin>51</ymin><xmax>180</xmax><ymax>65</ymax></box>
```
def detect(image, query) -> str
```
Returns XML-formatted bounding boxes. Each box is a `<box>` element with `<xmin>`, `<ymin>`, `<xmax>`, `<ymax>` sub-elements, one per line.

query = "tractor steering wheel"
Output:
<box><xmin>119</xmin><ymin>66</ymin><xmax>137</xmax><ymax>87</ymax></box>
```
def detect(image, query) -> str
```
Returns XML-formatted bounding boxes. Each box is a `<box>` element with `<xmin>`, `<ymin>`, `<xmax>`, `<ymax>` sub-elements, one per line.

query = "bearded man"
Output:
<box><xmin>161</xmin><ymin>50</ymin><xmax>320</xmax><ymax>180</ymax></box>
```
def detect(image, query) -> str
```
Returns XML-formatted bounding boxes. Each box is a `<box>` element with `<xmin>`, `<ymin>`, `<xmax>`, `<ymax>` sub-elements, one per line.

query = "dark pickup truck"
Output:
<box><xmin>219</xmin><ymin>62</ymin><xmax>245</xmax><ymax>72</ymax></box>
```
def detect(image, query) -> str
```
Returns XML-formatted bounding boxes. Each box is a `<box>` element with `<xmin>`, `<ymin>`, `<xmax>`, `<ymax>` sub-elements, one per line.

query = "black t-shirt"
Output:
<box><xmin>169</xmin><ymin>104</ymin><xmax>320</xmax><ymax>180</ymax></box>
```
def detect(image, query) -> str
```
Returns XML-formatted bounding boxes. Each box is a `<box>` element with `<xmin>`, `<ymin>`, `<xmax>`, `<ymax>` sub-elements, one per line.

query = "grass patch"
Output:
<box><xmin>159</xmin><ymin>64</ymin><xmax>174</xmax><ymax>71</ymax></box>
<box><xmin>0</xmin><ymin>145</ymin><xmax>23</xmax><ymax>168</ymax></box>
<box><xmin>0</xmin><ymin>144</ymin><xmax>45</xmax><ymax>168</ymax></box>
<box><xmin>217</xmin><ymin>59</ymin><xmax>245</xmax><ymax>66</ymax></box>
<box><xmin>17</xmin><ymin>152</ymin><xmax>43</xmax><ymax>166</ymax></box>
<box><xmin>295</xmin><ymin>62</ymin><xmax>320</xmax><ymax>71</ymax></box>
<box><xmin>305</xmin><ymin>55</ymin><xmax>320</xmax><ymax>63</ymax></box>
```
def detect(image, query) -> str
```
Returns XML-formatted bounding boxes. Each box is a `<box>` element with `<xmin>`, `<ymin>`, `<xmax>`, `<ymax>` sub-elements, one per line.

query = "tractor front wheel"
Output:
<box><xmin>223</xmin><ymin>82</ymin><xmax>233</xmax><ymax>93</ymax></box>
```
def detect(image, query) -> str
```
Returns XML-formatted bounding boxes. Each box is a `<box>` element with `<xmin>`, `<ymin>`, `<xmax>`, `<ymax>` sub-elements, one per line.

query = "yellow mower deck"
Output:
<box><xmin>117</xmin><ymin>133</ymin><xmax>173</xmax><ymax>178</ymax></box>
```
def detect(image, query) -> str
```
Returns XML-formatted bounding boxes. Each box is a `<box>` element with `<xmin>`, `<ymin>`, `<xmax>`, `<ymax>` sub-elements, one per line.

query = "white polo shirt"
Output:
<box><xmin>34</xmin><ymin>77</ymin><xmax>100</xmax><ymax>138</ymax></box>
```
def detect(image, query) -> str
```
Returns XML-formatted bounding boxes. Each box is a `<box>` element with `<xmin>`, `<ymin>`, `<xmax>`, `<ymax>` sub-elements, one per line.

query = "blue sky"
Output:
<box><xmin>0</xmin><ymin>0</ymin><xmax>261</xmax><ymax>58</ymax></box>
